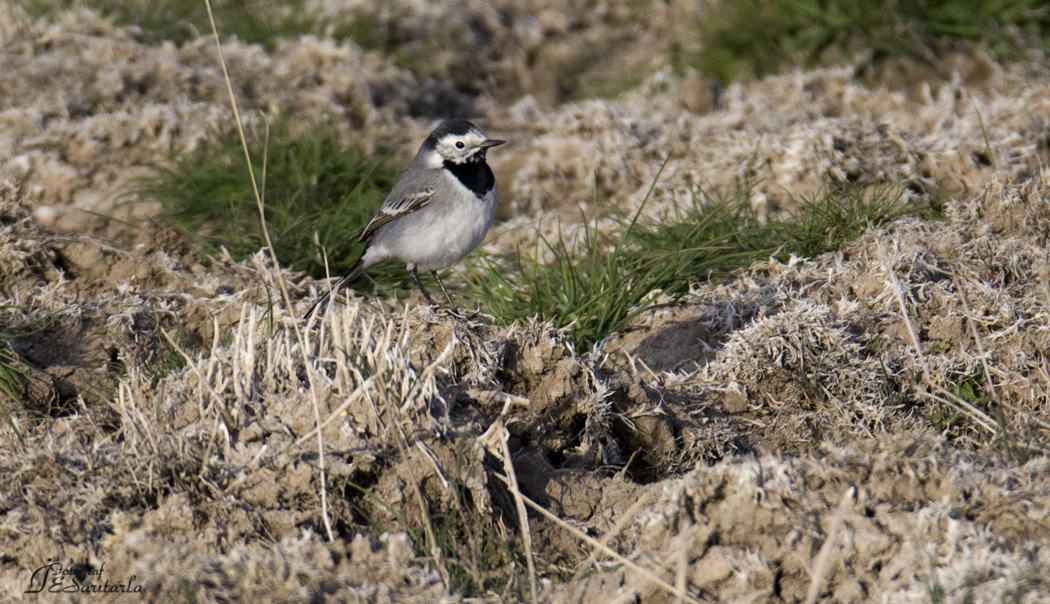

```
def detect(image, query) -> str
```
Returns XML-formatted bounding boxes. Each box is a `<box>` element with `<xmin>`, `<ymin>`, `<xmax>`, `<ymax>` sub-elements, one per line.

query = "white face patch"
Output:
<box><xmin>434</xmin><ymin>130</ymin><xmax>488</xmax><ymax>165</ymax></box>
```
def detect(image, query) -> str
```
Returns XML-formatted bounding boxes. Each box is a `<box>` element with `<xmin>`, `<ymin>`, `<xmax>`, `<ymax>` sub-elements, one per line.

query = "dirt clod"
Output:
<box><xmin>4</xmin><ymin>3</ymin><xmax>1050</xmax><ymax>602</ymax></box>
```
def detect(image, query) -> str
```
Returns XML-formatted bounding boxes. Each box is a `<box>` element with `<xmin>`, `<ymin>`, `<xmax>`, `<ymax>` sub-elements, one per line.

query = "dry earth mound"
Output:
<box><xmin>2</xmin><ymin>2</ymin><xmax>1050</xmax><ymax>603</ymax></box>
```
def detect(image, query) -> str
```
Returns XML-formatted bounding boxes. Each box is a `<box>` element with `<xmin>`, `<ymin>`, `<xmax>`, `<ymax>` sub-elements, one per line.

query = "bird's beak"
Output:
<box><xmin>480</xmin><ymin>139</ymin><xmax>506</xmax><ymax>149</ymax></box>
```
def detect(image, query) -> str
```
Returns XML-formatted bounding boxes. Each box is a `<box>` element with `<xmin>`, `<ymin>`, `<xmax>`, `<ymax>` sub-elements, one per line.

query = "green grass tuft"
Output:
<box><xmin>466</xmin><ymin>183</ymin><xmax>917</xmax><ymax>351</ymax></box>
<box><xmin>0</xmin><ymin>343</ymin><xmax>26</xmax><ymax>451</ymax></box>
<box><xmin>467</xmin><ymin>189</ymin><xmax>759</xmax><ymax>350</ymax></box>
<box><xmin>138</xmin><ymin>121</ymin><xmax>417</xmax><ymax>294</ymax></box>
<box><xmin>0</xmin><ymin>308</ymin><xmax>54</xmax><ymax>452</ymax></box>
<box><xmin>769</xmin><ymin>184</ymin><xmax>917</xmax><ymax>259</ymax></box>
<box><xmin>694</xmin><ymin>0</ymin><xmax>1050</xmax><ymax>82</ymax></box>
<box><xmin>139</xmin><ymin>120</ymin><xmax>918</xmax><ymax>347</ymax></box>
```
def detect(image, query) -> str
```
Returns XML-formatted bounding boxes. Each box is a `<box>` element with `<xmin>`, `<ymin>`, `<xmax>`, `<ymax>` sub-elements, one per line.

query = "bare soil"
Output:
<box><xmin>2</xmin><ymin>2</ymin><xmax>1050</xmax><ymax>603</ymax></box>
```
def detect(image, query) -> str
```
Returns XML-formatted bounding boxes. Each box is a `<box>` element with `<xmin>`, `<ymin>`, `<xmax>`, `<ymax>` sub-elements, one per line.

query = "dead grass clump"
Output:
<box><xmin>0</xmin><ymin>172</ymin><xmax>289</xmax><ymax>413</ymax></box>
<box><xmin>308</xmin><ymin>0</ymin><xmax>706</xmax><ymax>105</ymax></box>
<box><xmin>6</xmin><ymin>4</ymin><xmax>1050</xmax><ymax>601</ymax></box>
<box><xmin>0</xmin><ymin>4</ymin><xmax>440</xmax><ymax>240</ymax></box>
<box><xmin>614</xmin><ymin>170</ymin><xmax>1050</xmax><ymax>458</ymax></box>
<box><xmin>107</xmin><ymin>521</ymin><xmax>451</xmax><ymax>602</ymax></box>
<box><xmin>542</xmin><ymin>432</ymin><xmax>1050</xmax><ymax>603</ymax></box>
<box><xmin>694</xmin><ymin>299</ymin><xmax>894</xmax><ymax>451</ymax></box>
<box><xmin>495</xmin><ymin>62</ymin><xmax>1050</xmax><ymax>251</ymax></box>
<box><xmin>1</xmin><ymin>256</ymin><xmax>745</xmax><ymax>601</ymax></box>
<box><xmin>0</xmin><ymin>174</ymin><xmax>59</xmax><ymax>292</ymax></box>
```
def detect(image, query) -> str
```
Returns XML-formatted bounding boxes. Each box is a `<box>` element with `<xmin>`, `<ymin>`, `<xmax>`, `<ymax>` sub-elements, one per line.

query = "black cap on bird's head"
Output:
<box><xmin>431</xmin><ymin>118</ymin><xmax>479</xmax><ymax>138</ymax></box>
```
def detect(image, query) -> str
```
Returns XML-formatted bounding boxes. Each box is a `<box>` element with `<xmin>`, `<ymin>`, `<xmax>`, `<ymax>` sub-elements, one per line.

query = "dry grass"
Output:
<box><xmin>3</xmin><ymin>2</ymin><xmax>1050</xmax><ymax>602</ymax></box>
<box><xmin>6</xmin><ymin>166</ymin><xmax>1050</xmax><ymax>599</ymax></box>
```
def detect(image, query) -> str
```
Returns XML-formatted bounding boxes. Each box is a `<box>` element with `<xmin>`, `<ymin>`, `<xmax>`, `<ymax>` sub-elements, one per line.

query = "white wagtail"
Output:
<box><xmin>305</xmin><ymin>119</ymin><xmax>505</xmax><ymax>318</ymax></box>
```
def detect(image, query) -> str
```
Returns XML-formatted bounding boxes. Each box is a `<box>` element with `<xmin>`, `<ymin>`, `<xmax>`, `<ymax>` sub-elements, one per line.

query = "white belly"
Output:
<box><xmin>365</xmin><ymin>185</ymin><xmax>496</xmax><ymax>272</ymax></box>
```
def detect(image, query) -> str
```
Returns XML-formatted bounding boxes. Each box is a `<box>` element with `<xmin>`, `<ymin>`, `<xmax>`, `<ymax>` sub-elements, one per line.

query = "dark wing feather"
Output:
<box><xmin>357</xmin><ymin>187</ymin><xmax>435</xmax><ymax>242</ymax></box>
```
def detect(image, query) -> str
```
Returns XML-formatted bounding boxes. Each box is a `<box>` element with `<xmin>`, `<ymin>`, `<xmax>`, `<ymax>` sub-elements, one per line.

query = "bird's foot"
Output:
<box><xmin>434</xmin><ymin>303</ymin><xmax>477</xmax><ymax>321</ymax></box>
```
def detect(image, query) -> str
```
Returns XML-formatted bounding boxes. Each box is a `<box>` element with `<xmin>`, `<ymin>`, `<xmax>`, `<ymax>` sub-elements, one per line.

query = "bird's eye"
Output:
<box><xmin>455</xmin><ymin>141</ymin><xmax>465</xmax><ymax>149</ymax></box>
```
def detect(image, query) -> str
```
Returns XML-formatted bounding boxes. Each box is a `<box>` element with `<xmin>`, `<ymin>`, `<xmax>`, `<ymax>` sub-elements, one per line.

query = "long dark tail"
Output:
<box><xmin>304</xmin><ymin>258</ymin><xmax>367</xmax><ymax>320</ymax></box>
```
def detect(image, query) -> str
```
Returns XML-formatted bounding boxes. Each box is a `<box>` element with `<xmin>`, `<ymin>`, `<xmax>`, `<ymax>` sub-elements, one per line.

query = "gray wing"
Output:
<box><xmin>357</xmin><ymin>186</ymin><xmax>435</xmax><ymax>243</ymax></box>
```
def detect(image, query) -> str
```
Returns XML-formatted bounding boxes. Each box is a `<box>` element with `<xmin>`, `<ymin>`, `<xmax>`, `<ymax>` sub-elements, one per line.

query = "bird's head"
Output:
<box><xmin>421</xmin><ymin>119</ymin><xmax>505</xmax><ymax>167</ymax></box>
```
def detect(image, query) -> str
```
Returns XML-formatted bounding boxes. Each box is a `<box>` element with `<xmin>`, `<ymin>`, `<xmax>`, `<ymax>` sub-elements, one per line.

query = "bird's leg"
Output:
<box><xmin>410</xmin><ymin>268</ymin><xmax>436</xmax><ymax>305</ymax></box>
<box><xmin>431</xmin><ymin>271</ymin><xmax>475</xmax><ymax>319</ymax></box>
<box><xmin>431</xmin><ymin>271</ymin><xmax>457</xmax><ymax>307</ymax></box>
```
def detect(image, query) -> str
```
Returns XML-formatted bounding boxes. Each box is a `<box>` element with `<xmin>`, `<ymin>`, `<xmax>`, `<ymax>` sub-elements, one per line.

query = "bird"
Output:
<box><xmin>305</xmin><ymin>119</ymin><xmax>505</xmax><ymax>319</ymax></box>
